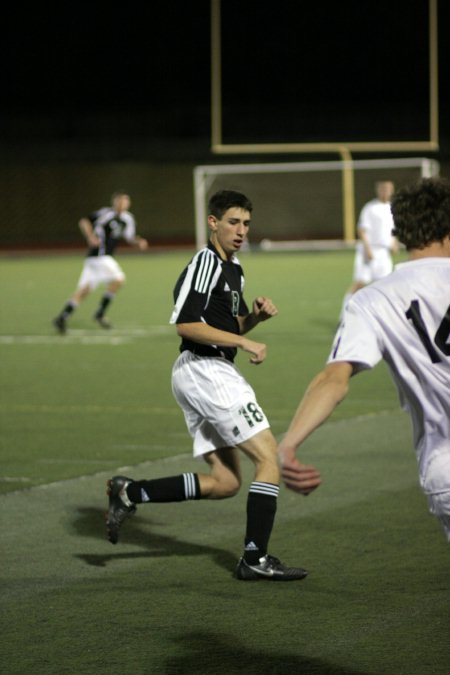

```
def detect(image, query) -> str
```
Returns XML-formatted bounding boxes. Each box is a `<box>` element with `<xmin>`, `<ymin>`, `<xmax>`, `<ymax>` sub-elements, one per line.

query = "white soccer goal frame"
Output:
<box><xmin>193</xmin><ymin>157</ymin><xmax>440</xmax><ymax>250</ymax></box>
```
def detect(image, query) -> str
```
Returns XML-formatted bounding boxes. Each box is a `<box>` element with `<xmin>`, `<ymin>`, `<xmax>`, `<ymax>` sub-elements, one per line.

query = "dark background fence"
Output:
<box><xmin>2</xmin><ymin>1</ymin><xmax>449</xmax><ymax>250</ymax></box>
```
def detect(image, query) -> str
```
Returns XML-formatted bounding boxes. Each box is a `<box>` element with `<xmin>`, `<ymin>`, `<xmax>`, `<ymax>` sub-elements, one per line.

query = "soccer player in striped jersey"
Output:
<box><xmin>106</xmin><ymin>190</ymin><xmax>321</xmax><ymax>580</ymax></box>
<box><xmin>279</xmin><ymin>177</ymin><xmax>450</xmax><ymax>544</ymax></box>
<box><xmin>52</xmin><ymin>191</ymin><xmax>148</xmax><ymax>333</ymax></box>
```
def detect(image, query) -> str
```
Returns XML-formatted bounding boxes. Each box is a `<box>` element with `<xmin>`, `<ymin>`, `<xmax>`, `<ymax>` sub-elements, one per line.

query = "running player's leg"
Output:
<box><xmin>200</xmin><ymin>447</ymin><xmax>242</xmax><ymax>497</ymax></box>
<box><xmin>93</xmin><ymin>258</ymin><xmax>125</xmax><ymax>327</ymax></box>
<box><xmin>339</xmin><ymin>248</ymin><xmax>370</xmax><ymax>322</ymax></box>
<box><xmin>105</xmin><ymin>448</ymin><xmax>241</xmax><ymax>545</ymax></box>
<box><xmin>234</xmin><ymin>429</ymin><xmax>308</xmax><ymax>580</ymax></box>
<box><xmin>52</xmin><ymin>261</ymin><xmax>93</xmax><ymax>334</ymax></box>
<box><xmin>237</xmin><ymin>428</ymin><xmax>279</xmax><ymax>565</ymax></box>
<box><xmin>125</xmin><ymin>447</ymin><xmax>241</xmax><ymax>502</ymax></box>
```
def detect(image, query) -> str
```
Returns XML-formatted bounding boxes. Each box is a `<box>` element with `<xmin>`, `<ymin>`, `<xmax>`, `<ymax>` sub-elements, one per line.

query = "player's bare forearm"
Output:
<box><xmin>359</xmin><ymin>231</ymin><xmax>373</xmax><ymax>260</ymax></box>
<box><xmin>280</xmin><ymin>363</ymin><xmax>352</xmax><ymax>449</ymax></box>
<box><xmin>278</xmin><ymin>362</ymin><xmax>352</xmax><ymax>492</ymax></box>
<box><xmin>79</xmin><ymin>218</ymin><xmax>99</xmax><ymax>247</ymax></box>
<box><xmin>176</xmin><ymin>322</ymin><xmax>267</xmax><ymax>364</ymax></box>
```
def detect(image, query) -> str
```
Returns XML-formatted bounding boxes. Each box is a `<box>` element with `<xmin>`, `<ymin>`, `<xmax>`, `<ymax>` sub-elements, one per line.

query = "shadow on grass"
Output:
<box><xmin>72</xmin><ymin>506</ymin><xmax>236</xmax><ymax>573</ymax></box>
<box><xmin>165</xmin><ymin>631</ymin><xmax>367</xmax><ymax>675</ymax></box>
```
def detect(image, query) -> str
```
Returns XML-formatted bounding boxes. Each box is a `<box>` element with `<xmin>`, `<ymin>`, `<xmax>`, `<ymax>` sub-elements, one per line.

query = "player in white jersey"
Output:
<box><xmin>340</xmin><ymin>181</ymin><xmax>398</xmax><ymax>319</ymax></box>
<box><xmin>105</xmin><ymin>190</ymin><xmax>321</xmax><ymax>580</ymax></box>
<box><xmin>278</xmin><ymin>177</ymin><xmax>450</xmax><ymax>542</ymax></box>
<box><xmin>52</xmin><ymin>191</ymin><xmax>148</xmax><ymax>333</ymax></box>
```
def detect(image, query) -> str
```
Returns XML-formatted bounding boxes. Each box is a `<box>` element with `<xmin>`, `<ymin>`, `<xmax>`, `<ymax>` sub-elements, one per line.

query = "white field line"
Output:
<box><xmin>2</xmin><ymin>403</ymin><xmax>181</xmax><ymax>414</ymax></box>
<box><xmin>0</xmin><ymin>326</ymin><xmax>173</xmax><ymax>345</ymax></box>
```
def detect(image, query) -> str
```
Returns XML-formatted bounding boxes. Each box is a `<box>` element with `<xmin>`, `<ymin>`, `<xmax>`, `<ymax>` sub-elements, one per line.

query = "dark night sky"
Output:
<box><xmin>2</xmin><ymin>0</ymin><xmax>449</xmax><ymax>155</ymax></box>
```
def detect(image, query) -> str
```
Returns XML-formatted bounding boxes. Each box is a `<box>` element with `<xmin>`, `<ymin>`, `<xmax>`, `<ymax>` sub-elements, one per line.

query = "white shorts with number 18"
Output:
<box><xmin>171</xmin><ymin>350</ymin><xmax>270</xmax><ymax>457</ymax></box>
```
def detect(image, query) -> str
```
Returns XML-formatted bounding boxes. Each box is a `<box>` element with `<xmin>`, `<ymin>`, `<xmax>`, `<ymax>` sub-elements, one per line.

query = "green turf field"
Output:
<box><xmin>1</xmin><ymin>250</ymin><xmax>449</xmax><ymax>674</ymax></box>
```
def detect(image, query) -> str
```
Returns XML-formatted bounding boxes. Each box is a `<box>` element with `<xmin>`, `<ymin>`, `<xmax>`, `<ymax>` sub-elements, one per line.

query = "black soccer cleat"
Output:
<box><xmin>106</xmin><ymin>475</ymin><xmax>136</xmax><ymax>544</ymax></box>
<box><xmin>94</xmin><ymin>315</ymin><xmax>112</xmax><ymax>329</ymax></box>
<box><xmin>235</xmin><ymin>554</ymin><xmax>308</xmax><ymax>581</ymax></box>
<box><xmin>53</xmin><ymin>316</ymin><xmax>66</xmax><ymax>335</ymax></box>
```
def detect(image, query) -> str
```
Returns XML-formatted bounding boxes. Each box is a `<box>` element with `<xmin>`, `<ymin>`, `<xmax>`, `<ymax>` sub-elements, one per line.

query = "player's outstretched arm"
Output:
<box><xmin>176</xmin><ymin>322</ymin><xmax>268</xmax><ymax>365</ymax></box>
<box><xmin>278</xmin><ymin>362</ymin><xmax>353</xmax><ymax>494</ymax></box>
<box><xmin>79</xmin><ymin>218</ymin><xmax>100</xmax><ymax>247</ymax></box>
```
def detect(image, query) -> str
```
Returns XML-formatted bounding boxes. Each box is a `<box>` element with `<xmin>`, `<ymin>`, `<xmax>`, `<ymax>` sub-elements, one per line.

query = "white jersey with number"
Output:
<box><xmin>328</xmin><ymin>257</ymin><xmax>450</xmax><ymax>493</ymax></box>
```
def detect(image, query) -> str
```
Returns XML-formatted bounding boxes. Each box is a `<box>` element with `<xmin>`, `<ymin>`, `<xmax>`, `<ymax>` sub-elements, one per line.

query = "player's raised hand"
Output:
<box><xmin>253</xmin><ymin>296</ymin><xmax>278</xmax><ymax>321</ymax></box>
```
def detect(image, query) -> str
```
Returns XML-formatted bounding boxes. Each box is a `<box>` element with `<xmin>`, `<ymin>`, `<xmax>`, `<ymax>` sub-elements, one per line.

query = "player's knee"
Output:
<box><xmin>108</xmin><ymin>278</ymin><xmax>125</xmax><ymax>294</ymax></box>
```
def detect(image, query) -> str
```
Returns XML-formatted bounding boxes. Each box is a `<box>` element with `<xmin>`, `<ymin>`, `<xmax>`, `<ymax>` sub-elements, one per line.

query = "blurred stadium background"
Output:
<box><xmin>1</xmin><ymin>0</ymin><xmax>449</xmax><ymax>252</ymax></box>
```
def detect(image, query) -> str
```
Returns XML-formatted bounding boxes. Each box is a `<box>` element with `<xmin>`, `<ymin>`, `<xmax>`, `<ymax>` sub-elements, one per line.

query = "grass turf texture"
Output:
<box><xmin>1</xmin><ymin>250</ymin><xmax>449</xmax><ymax>674</ymax></box>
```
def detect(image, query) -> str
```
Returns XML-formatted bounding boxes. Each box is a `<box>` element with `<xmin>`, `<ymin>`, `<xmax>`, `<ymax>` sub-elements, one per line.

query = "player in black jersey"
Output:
<box><xmin>106</xmin><ymin>190</ymin><xmax>321</xmax><ymax>580</ymax></box>
<box><xmin>52</xmin><ymin>191</ymin><xmax>148</xmax><ymax>333</ymax></box>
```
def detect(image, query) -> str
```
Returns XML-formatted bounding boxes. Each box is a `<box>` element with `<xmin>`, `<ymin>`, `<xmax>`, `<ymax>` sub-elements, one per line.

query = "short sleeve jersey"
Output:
<box><xmin>357</xmin><ymin>198</ymin><xmax>395</xmax><ymax>249</ymax></box>
<box><xmin>169</xmin><ymin>242</ymin><xmax>249</xmax><ymax>362</ymax></box>
<box><xmin>328</xmin><ymin>257</ymin><xmax>450</xmax><ymax>482</ymax></box>
<box><xmin>86</xmin><ymin>207</ymin><xmax>136</xmax><ymax>257</ymax></box>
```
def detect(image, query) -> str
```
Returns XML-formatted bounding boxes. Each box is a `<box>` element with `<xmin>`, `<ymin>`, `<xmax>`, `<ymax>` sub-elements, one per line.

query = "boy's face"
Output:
<box><xmin>208</xmin><ymin>207</ymin><xmax>250</xmax><ymax>260</ymax></box>
<box><xmin>113</xmin><ymin>194</ymin><xmax>131</xmax><ymax>213</ymax></box>
<box><xmin>376</xmin><ymin>182</ymin><xmax>394</xmax><ymax>203</ymax></box>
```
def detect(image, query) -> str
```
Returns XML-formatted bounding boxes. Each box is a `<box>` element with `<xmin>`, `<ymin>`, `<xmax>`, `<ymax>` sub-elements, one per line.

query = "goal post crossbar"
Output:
<box><xmin>193</xmin><ymin>157</ymin><xmax>440</xmax><ymax>250</ymax></box>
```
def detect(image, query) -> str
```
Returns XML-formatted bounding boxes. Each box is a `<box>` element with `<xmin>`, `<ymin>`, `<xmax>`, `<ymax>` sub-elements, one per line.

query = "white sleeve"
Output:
<box><xmin>327</xmin><ymin>296</ymin><xmax>383</xmax><ymax>372</ymax></box>
<box><xmin>357</xmin><ymin>202</ymin><xmax>372</xmax><ymax>234</ymax></box>
<box><xmin>122</xmin><ymin>213</ymin><xmax>137</xmax><ymax>243</ymax></box>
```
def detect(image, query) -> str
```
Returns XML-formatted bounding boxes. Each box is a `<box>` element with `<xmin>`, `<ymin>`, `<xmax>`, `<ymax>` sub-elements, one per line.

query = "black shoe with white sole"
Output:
<box><xmin>235</xmin><ymin>554</ymin><xmax>308</xmax><ymax>581</ymax></box>
<box><xmin>53</xmin><ymin>316</ymin><xmax>67</xmax><ymax>335</ymax></box>
<box><xmin>94</xmin><ymin>315</ymin><xmax>112</xmax><ymax>329</ymax></box>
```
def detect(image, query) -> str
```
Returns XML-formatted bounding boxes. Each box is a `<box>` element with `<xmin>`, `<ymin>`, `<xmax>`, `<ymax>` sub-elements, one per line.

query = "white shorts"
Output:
<box><xmin>353</xmin><ymin>245</ymin><xmax>393</xmax><ymax>284</ymax></box>
<box><xmin>171</xmin><ymin>350</ymin><xmax>270</xmax><ymax>457</ymax></box>
<box><xmin>77</xmin><ymin>255</ymin><xmax>125</xmax><ymax>291</ymax></box>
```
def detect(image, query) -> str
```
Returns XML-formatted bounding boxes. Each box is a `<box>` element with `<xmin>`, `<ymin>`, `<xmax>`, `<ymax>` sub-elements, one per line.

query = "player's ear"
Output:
<box><xmin>208</xmin><ymin>215</ymin><xmax>218</xmax><ymax>231</ymax></box>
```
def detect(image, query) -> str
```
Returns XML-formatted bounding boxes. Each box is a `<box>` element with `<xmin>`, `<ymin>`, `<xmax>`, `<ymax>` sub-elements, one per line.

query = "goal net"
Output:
<box><xmin>193</xmin><ymin>157</ymin><xmax>439</xmax><ymax>250</ymax></box>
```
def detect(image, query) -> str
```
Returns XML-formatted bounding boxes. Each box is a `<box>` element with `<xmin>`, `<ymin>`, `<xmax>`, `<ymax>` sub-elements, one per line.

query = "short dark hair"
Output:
<box><xmin>111</xmin><ymin>190</ymin><xmax>129</xmax><ymax>201</ymax></box>
<box><xmin>391</xmin><ymin>177</ymin><xmax>450</xmax><ymax>250</ymax></box>
<box><xmin>208</xmin><ymin>190</ymin><xmax>253</xmax><ymax>219</ymax></box>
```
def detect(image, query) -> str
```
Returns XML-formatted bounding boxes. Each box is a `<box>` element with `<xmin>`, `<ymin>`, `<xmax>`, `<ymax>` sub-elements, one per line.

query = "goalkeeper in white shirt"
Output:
<box><xmin>278</xmin><ymin>177</ymin><xmax>450</xmax><ymax>542</ymax></box>
<box><xmin>339</xmin><ymin>180</ymin><xmax>398</xmax><ymax>321</ymax></box>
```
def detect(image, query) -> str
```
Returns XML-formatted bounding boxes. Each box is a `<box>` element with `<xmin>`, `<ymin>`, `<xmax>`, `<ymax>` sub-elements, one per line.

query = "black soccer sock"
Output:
<box><xmin>243</xmin><ymin>481</ymin><xmax>279</xmax><ymax>564</ymax></box>
<box><xmin>95</xmin><ymin>292</ymin><xmax>115</xmax><ymax>318</ymax></box>
<box><xmin>125</xmin><ymin>473</ymin><xmax>201</xmax><ymax>503</ymax></box>
<box><xmin>59</xmin><ymin>301</ymin><xmax>77</xmax><ymax>319</ymax></box>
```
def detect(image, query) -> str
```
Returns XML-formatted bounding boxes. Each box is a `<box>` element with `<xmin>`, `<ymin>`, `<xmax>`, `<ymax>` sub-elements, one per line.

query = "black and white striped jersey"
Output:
<box><xmin>169</xmin><ymin>242</ymin><xmax>249</xmax><ymax>362</ymax></box>
<box><xmin>86</xmin><ymin>207</ymin><xmax>136</xmax><ymax>257</ymax></box>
